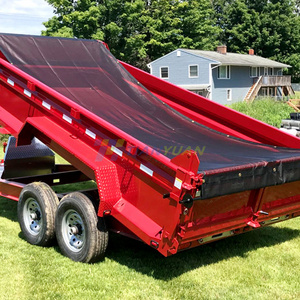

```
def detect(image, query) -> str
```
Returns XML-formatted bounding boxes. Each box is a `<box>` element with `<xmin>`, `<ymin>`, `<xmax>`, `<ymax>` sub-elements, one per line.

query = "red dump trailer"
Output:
<box><xmin>0</xmin><ymin>34</ymin><xmax>300</xmax><ymax>263</ymax></box>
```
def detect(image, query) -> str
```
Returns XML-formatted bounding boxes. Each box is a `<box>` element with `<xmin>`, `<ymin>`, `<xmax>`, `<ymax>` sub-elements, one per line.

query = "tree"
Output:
<box><xmin>43</xmin><ymin>0</ymin><xmax>100</xmax><ymax>38</ymax></box>
<box><xmin>176</xmin><ymin>0</ymin><xmax>220</xmax><ymax>50</ymax></box>
<box><xmin>259</xmin><ymin>0</ymin><xmax>300</xmax><ymax>81</ymax></box>
<box><xmin>212</xmin><ymin>0</ymin><xmax>262</xmax><ymax>52</ymax></box>
<box><xmin>43</xmin><ymin>0</ymin><xmax>220</xmax><ymax>69</ymax></box>
<box><xmin>212</xmin><ymin>0</ymin><xmax>300</xmax><ymax>81</ymax></box>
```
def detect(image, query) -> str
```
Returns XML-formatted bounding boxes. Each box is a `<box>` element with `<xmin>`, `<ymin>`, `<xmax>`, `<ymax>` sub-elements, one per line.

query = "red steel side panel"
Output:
<box><xmin>179</xmin><ymin>182</ymin><xmax>300</xmax><ymax>245</ymax></box>
<box><xmin>121</xmin><ymin>61</ymin><xmax>300</xmax><ymax>148</ymax></box>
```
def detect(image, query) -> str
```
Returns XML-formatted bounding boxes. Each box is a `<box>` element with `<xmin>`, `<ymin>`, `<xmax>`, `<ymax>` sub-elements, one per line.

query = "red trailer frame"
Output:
<box><xmin>0</xmin><ymin>35</ymin><xmax>299</xmax><ymax>262</ymax></box>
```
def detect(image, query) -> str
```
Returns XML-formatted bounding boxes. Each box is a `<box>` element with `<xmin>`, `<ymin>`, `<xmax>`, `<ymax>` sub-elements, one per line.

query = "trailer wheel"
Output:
<box><xmin>55</xmin><ymin>192</ymin><xmax>108</xmax><ymax>263</ymax></box>
<box><xmin>18</xmin><ymin>182</ymin><xmax>59</xmax><ymax>246</ymax></box>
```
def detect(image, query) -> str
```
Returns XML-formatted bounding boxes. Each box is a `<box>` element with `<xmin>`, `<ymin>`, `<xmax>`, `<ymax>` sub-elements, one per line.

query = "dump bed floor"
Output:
<box><xmin>1</xmin><ymin>34</ymin><xmax>300</xmax><ymax>198</ymax></box>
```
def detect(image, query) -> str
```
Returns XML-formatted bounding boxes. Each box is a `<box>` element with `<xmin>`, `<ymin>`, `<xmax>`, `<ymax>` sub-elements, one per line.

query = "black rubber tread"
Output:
<box><xmin>55</xmin><ymin>192</ymin><xmax>108</xmax><ymax>263</ymax></box>
<box><xmin>17</xmin><ymin>182</ymin><xmax>59</xmax><ymax>246</ymax></box>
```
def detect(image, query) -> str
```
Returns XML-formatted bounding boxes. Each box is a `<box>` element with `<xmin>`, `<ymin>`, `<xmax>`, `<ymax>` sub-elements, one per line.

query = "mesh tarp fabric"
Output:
<box><xmin>1</xmin><ymin>34</ymin><xmax>300</xmax><ymax>198</ymax></box>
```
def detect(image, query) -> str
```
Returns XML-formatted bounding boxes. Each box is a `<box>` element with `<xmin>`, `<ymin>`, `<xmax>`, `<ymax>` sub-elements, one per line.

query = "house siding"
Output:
<box><xmin>150</xmin><ymin>50</ymin><xmax>214</xmax><ymax>87</ymax></box>
<box><xmin>149</xmin><ymin>50</ymin><xmax>287</xmax><ymax>105</ymax></box>
<box><xmin>212</xmin><ymin>66</ymin><xmax>253</xmax><ymax>104</ymax></box>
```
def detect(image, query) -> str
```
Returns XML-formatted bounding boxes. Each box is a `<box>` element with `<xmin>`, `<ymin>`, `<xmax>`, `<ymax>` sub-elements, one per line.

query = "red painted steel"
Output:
<box><xmin>0</xmin><ymin>41</ymin><xmax>299</xmax><ymax>258</ymax></box>
<box><xmin>121</xmin><ymin>61</ymin><xmax>300</xmax><ymax>148</ymax></box>
<box><xmin>0</xmin><ymin>178</ymin><xmax>24</xmax><ymax>201</ymax></box>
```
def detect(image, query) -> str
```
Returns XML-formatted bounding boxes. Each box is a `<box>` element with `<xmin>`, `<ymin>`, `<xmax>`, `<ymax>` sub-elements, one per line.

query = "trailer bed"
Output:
<box><xmin>0</xmin><ymin>34</ymin><xmax>299</xmax><ymax>261</ymax></box>
<box><xmin>1</xmin><ymin>34</ymin><xmax>300</xmax><ymax>199</ymax></box>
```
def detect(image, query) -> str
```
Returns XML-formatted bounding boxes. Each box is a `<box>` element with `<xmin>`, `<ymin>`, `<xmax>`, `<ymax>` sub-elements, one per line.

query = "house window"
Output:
<box><xmin>264</xmin><ymin>67</ymin><xmax>274</xmax><ymax>76</ymax></box>
<box><xmin>189</xmin><ymin>65</ymin><xmax>198</xmax><ymax>78</ymax></box>
<box><xmin>277</xmin><ymin>69</ymin><xmax>283</xmax><ymax>75</ymax></box>
<box><xmin>250</xmin><ymin>67</ymin><xmax>258</xmax><ymax>77</ymax></box>
<box><xmin>268</xmin><ymin>68</ymin><xmax>273</xmax><ymax>75</ymax></box>
<box><xmin>227</xmin><ymin>89</ymin><xmax>232</xmax><ymax>101</ymax></box>
<box><xmin>160</xmin><ymin>67</ymin><xmax>169</xmax><ymax>79</ymax></box>
<box><xmin>218</xmin><ymin>65</ymin><xmax>230</xmax><ymax>79</ymax></box>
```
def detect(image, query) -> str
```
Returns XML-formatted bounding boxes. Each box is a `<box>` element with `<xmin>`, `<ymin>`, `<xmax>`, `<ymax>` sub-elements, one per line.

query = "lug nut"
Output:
<box><xmin>70</xmin><ymin>226</ymin><xmax>79</xmax><ymax>235</ymax></box>
<box><xmin>30</xmin><ymin>213</ymin><xmax>37</xmax><ymax>220</ymax></box>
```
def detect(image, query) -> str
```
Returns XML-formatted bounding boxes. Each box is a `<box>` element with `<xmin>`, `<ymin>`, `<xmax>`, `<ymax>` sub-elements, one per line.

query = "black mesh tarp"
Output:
<box><xmin>1</xmin><ymin>33</ymin><xmax>300</xmax><ymax>199</ymax></box>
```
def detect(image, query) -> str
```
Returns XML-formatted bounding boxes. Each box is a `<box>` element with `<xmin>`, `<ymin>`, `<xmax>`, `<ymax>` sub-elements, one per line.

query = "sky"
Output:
<box><xmin>0</xmin><ymin>0</ymin><xmax>54</xmax><ymax>35</ymax></box>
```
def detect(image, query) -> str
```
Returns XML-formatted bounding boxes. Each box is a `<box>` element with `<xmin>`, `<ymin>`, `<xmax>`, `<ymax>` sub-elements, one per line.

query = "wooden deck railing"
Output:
<box><xmin>259</xmin><ymin>75</ymin><xmax>291</xmax><ymax>86</ymax></box>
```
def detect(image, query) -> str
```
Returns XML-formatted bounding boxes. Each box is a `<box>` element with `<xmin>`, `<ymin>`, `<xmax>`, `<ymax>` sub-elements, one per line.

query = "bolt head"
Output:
<box><xmin>70</xmin><ymin>226</ymin><xmax>79</xmax><ymax>235</ymax></box>
<box><xmin>30</xmin><ymin>213</ymin><xmax>37</xmax><ymax>220</ymax></box>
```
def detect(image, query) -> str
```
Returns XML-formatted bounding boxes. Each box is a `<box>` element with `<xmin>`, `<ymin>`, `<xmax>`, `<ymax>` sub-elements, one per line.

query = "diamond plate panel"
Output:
<box><xmin>96</xmin><ymin>164</ymin><xmax>122</xmax><ymax>214</ymax></box>
<box><xmin>4</xmin><ymin>137</ymin><xmax>54</xmax><ymax>160</ymax></box>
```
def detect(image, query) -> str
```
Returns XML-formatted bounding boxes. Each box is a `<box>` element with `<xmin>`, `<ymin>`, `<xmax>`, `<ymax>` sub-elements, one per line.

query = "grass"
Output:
<box><xmin>0</xmin><ymin>197</ymin><xmax>299</xmax><ymax>300</ymax></box>
<box><xmin>228</xmin><ymin>98</ymin><xmax>294</xmax><ymax>128</ymax></box>
<box><xmin>289</xmin><ymin>91</ymin><xmax>300</xmax><ymax>99</ymax></box>
<box><xmin>0</xmin><ymin>98</ymin><xmax>300</xmax><ymax>299</ymax></box>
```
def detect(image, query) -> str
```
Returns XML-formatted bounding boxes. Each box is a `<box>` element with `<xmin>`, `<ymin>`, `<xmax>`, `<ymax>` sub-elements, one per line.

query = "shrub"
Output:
<box><xmin>228</xmin><ymin>99</ymin><xmax>294</xmax><ymax>128</ymax></box>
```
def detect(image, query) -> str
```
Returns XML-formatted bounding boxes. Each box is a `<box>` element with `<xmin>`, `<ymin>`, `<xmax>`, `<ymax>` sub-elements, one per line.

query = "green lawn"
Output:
<box><xmin>0</xmin><ymin>99</ymin><xmax>300</xmax><ymax>299</ymax></box>
<box><xmin>290</xmin><ymin>91</ymin><xmax>300</xmax><ymax>99</ymax></box>
<box><xmin>0</xmin><ymin>197</ymin><xmax>299</xmax><ymax>300</ymax></box>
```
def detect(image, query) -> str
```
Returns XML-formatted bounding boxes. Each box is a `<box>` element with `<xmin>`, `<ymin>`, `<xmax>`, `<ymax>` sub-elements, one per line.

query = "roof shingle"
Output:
<box><xmin>181</xmin><ymin>49</ymin><xmax>290</xmax><ymax>68</ymax></box>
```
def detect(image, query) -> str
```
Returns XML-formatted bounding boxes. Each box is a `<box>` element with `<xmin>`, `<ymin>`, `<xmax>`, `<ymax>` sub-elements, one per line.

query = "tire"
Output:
<box><xmin>18</xmin><ymin>182</ymin><xmax>59</xmax><ymax>246</ymax></box>
<box><xmin>55</xmin><ymin>192</ymin><xmax>108</xmax><ymax>263</ymax></box>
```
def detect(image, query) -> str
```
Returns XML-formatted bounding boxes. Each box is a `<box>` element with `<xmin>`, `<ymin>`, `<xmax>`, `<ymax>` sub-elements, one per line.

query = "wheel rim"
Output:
<box><xmin>23</xmin><ymin>197</ymin><xmax>43</xmax><ymax>236</ymax></box>
<box><xmin>61</xmin><ymin>209</ymin><xmax>85</xmax><ymax>253</ymax></box>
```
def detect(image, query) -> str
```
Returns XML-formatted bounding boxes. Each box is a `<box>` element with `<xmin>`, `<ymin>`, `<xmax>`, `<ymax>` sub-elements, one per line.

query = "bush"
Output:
<box><xmin>0</xmin><ymin>134</ymin><xmax>9</xmax><ymax>143</ymax></box>
<box><xmin>228</xmin><ymin>99</ymin><xmax>294</xmax><ymax>128</ymax></box>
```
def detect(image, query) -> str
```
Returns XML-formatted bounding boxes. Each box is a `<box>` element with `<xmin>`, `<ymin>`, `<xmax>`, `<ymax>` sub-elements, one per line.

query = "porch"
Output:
<box><xmin>244</xmin><ymin>75</ymin><xmax>294</xmax><ymax>101</ymax></box>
